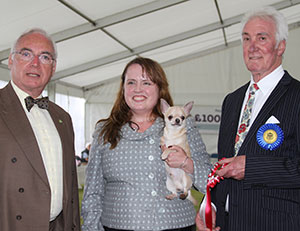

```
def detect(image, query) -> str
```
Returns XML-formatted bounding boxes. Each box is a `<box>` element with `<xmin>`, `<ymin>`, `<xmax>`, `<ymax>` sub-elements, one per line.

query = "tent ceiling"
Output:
<box><xmin>1</xmin><ymin>0</ymin><xmax>300</xmax><ymax>91</ymax></box>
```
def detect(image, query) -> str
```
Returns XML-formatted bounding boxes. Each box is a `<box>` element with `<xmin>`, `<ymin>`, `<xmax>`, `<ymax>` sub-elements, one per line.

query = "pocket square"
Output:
<box><xmin>265</xmin><ymin>115</ymin><xmax>280</xmax><ymax>124</ymax></box>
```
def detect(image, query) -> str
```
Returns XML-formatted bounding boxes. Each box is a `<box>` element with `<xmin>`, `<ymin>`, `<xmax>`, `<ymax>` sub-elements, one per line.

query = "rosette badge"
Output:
<box><xmin>256</xmin><ymin>124</ymin><xmax>284</xmax><ymax>151</ymax></box>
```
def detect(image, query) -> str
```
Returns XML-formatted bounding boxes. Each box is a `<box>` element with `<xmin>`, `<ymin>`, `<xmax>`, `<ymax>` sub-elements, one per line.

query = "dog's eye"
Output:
<box><xmin>181</xmin><ymin>116</ymin><xmax>185</xmax><ymax>120</ymax></box>
<box><xmin>168</xmin><ymin>115</ymin><xmax>173</xmax><ymax>121</ymax></box>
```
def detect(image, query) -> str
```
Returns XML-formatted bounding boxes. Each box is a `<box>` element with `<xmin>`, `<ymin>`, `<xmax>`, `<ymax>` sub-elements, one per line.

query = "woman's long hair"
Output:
<box><xmin>98</xmin><ymin>57</ymin><xmax>173</xmax><ymax>149</ymax></box>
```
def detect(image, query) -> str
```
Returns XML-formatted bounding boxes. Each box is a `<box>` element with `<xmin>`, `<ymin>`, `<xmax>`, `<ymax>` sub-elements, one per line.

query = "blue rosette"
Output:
<box><xmin>256</xmin><ymin>124</ymin><xmax>284</xmax><ymax>151</ymax></box>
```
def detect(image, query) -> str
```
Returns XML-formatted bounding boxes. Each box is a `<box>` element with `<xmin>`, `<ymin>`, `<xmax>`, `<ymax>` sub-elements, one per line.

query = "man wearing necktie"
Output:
<box><xmin>196</xmin><ymin>6</ymin><xmax>300</xmax><ymax>231</ymax></box>
<box><xmin>0</xmin><ymin>28</ymin><xmax>80</xmax><ymax>231</ymax></box>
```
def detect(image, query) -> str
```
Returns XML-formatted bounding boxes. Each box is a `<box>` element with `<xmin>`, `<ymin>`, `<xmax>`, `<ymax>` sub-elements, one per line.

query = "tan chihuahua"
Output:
<box><xmin>160</xmin><ymin>98</ymin><xmax>197</xmax><ymax>205</ymax></box>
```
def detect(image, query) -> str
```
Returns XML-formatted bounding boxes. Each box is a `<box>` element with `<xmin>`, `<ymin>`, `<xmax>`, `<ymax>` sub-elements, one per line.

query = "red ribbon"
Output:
<box><xmin>205</xmin><ymin>184</ymin><xmax>213</xmax><ymax>229</ymax></box>
<box><xmin>205</xmin><ymin>158</ymin><xmax>228</xmax><ymax>230</ymax></box>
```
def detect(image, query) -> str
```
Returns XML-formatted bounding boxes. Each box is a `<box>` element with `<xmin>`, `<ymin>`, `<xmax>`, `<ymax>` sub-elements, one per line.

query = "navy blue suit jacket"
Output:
<box><xmin>212</xmin><ymin>71</ymin><xmax>300</xmax><ymax>230</ymax></box>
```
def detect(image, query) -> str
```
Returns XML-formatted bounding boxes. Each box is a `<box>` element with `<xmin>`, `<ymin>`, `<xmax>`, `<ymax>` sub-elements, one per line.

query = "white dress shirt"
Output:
<box><xmin>11</xmin><ymin>81</ymin><xmax>63</xmax><ymax>221</ymax></box>
<box><xmin>238</xmin><ymin>65</ymin><xmax>284</xmax><ymax>130</ymax></box>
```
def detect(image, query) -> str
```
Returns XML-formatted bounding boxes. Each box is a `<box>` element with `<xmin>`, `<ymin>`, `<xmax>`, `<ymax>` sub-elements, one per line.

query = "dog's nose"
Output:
<box><xmin>175</xmin><ymin>118</ymin><xmax>180</xmax><ymax>124</ymax></box>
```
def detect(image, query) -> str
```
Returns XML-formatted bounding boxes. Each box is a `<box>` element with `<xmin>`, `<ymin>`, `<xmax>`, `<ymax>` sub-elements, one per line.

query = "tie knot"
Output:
<box><xmin>25</xmin><ymin>96</ymin><xmax>49</xmax><ymax>112</ymax></box>
<box><xmin>249</xmin><ymin>83</ymin><xmax>259</xmax><ymax>95</ymax></box>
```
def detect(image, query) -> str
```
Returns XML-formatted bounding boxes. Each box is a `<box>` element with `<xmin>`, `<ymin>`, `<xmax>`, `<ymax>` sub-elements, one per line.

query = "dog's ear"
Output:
<box><xmin>160</xmin><ymin>98</ymin><xmax>170</xmax><ymax>114</ymax></box>
<box><xmin>183</xmin><ymin>101</ymin><xmax>194</xmax><ymax>115</ymax></box>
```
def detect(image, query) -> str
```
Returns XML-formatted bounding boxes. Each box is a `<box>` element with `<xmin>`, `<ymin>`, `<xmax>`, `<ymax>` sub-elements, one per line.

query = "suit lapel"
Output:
<box><xmin>238</xmin><ymin>72</ymin><xmax>291</xmax><ymax>154</ymax></box>
<box><xmin>222</xmin><ymin>83</ymin><xmax>249</xmax><ymax>158</ymax></box>
<box><xmin>0</xmin><ymin>83</ymin><xmax>49</xmax><ymax>185</ymax></box>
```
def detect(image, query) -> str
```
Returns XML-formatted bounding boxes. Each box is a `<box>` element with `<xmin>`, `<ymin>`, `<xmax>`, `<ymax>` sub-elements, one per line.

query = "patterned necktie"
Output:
<box><xmin>25</xmin><ymin>96</ymin><xmax>49</xmax><ymax>112</ymax></box>
<box><xmin>234</xmin><ymin>83</ymin><xmax>259</xmax><ymax>155</ymax></box>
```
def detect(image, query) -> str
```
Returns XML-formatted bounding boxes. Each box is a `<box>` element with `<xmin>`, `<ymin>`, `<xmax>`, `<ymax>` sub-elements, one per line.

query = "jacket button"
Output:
<box><xmin>19</xmin><ymin>188</ymin><xmax>24</xmax><ymax>193</ymax></box>
<box><xmin>11</xmin><ymin>157</ymin><xmax>17</xmax><ymax>163</ymax></box>
<box><xmin>148</xmin><ymin>155</ymin><xmax>154</xmax><ymax>161</ymax></box>
<box><xmin>16</xmin><ymin>215</ymin><xmax>22</xmax><ymax>220</ymax></box>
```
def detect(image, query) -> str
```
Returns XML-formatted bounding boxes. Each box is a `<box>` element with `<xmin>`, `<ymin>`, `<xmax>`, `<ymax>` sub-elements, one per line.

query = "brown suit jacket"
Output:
<box><xmin>0</xmin><ymin>82</ymin><xmax>80</xmax><ymax>231</ymax></box>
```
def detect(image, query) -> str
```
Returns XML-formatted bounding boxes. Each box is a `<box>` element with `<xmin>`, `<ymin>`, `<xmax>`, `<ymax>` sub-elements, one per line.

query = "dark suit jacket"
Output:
<box><xmin>0</xmin><ymin>83</ymin><xmax>80</xmax><ymax>231</ymax></box>
<box><xmin>212</xmin><ymin>71</ymin><xmax>300</xmax><ymax>231</ymax></box>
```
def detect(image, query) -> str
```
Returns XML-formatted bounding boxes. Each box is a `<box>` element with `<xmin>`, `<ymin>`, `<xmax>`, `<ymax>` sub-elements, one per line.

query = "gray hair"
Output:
<box><xmin>11</xmin><ymin>28</ymin><xmax>57</xmax><ymax>59</ymax></box>
<box><xmin>241</xmin><ymin>6</ymin><xmax>288</xmax><ymax>46</ymax></box>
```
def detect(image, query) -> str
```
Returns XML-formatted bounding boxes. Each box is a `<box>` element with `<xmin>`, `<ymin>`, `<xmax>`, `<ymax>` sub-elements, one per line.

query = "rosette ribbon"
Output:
<box><xmin>204</xmin><ymin>158</ymin><xmax>228</xmax><ymax>230</ymax></box>
<box><xmin>256</xmin><ymin>124</ymin><xmax>284</xmax><ymax>151</ymax></box>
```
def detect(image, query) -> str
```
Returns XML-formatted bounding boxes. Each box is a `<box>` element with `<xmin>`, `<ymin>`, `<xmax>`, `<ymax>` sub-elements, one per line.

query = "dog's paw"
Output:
<box><xmin>161</xmin><ymin>152</ymin><xmax>168</xmax><ymax>160</ymax></box>
<box><xmin>161</xmin><ymin>149</ymin><xmax>172</xmax><ymax>160</ymax></box>
<box><xmin>179</xmin><ymin>193</ymin><xmax>188</xmax><ymax>200</ymax></box>
<box><xmin>166</xmin><ymin>194</ymin><xmax>177</xmax><ymax>200</ymax></box>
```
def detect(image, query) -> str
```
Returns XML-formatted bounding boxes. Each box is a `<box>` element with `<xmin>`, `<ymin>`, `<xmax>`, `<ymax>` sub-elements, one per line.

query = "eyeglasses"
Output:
<box><xmin>13</xmin><ymin>49</ymin><xmax>55</xmax><ymax>65</ymax></box>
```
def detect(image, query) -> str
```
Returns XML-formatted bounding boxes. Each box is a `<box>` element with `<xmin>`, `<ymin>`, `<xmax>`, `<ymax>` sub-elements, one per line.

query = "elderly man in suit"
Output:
<box><xmin>0</xmin><ymin>28</ymin><xmax>80</xmax><ymax>231</ymax></box>
<box><xmin>196</xmin><ymin>6</ymin><xmax>300</xmax><ymax>231</ymax></box>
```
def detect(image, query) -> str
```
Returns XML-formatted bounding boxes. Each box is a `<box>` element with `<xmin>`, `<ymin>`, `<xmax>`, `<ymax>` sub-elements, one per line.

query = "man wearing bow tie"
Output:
<box><xmin>196</xmin><ymin>6</ymin><xmax>300</xmax><ymax>231</ymax></box>
<box><xmin>0</xmin><ymin>28</ymin><xmax>80</xmax><ymax>231</ymax></box>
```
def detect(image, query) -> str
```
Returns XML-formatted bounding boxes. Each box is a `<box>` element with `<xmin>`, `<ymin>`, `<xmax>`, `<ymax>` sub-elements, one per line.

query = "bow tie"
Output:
<box><xmin>25</xmin><ymin>96</ymin><xmax>49</xmax><ymax>112</ymax></box>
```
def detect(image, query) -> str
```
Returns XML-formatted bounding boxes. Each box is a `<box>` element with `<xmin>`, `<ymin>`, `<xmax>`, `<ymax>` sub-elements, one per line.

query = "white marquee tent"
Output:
<box><xmin>1</xmin><ymin>0</ymin><xmax>300</xmax><ymax>154</ymax></box>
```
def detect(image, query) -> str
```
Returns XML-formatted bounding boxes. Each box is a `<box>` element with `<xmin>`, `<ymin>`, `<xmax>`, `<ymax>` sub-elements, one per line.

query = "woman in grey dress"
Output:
<box><xmin>81</xmin><ymin>57</ymin><xmax>211</xmax><ymax>231</ymax></box>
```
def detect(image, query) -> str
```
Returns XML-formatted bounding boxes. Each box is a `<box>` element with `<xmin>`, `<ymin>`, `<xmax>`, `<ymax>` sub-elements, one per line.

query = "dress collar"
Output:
<box><xmin>121</xmin><ymin>117</ymin><xmax>164</xmax><ymax>140</ymax></box>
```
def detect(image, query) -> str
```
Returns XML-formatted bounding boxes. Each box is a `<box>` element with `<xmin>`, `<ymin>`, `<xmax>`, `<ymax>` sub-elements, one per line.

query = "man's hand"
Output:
<box><xmin>195</xmin><ymin>210</ymin><xmax>220</xmax><ymax>231</ymax></box>
<box><xmin>216</xmin><ymin>156</ymin><xmax>246</xmax><ymax>180</ymax></box>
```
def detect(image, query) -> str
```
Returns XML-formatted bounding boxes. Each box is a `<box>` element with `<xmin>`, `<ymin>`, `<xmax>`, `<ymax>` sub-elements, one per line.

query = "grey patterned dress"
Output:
<box><xmin>81</xmin><ymin>117</ymin><xmax>211</xmax><ymax>231</ymax></box>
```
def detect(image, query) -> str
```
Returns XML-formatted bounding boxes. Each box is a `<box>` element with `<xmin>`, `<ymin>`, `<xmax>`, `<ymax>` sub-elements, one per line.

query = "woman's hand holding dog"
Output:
<box><xmin>161</xmin><ymin>145</ymin><xmax>194</xmax><ymax>174</ymax></box>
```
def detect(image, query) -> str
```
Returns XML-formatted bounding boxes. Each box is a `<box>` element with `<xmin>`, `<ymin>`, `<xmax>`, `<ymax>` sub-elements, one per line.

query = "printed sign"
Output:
<box><xmin>191</xmin><ymin>106</ymin><xmax>221</xmax><ymax>133</ymax></box>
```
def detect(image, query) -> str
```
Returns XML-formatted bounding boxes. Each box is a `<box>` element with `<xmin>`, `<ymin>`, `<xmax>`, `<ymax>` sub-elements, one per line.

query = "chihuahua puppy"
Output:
<box><xmin>160</xmin><ymin>98</ymin><xmax>197</xmax><ymax>205</ymax></box>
